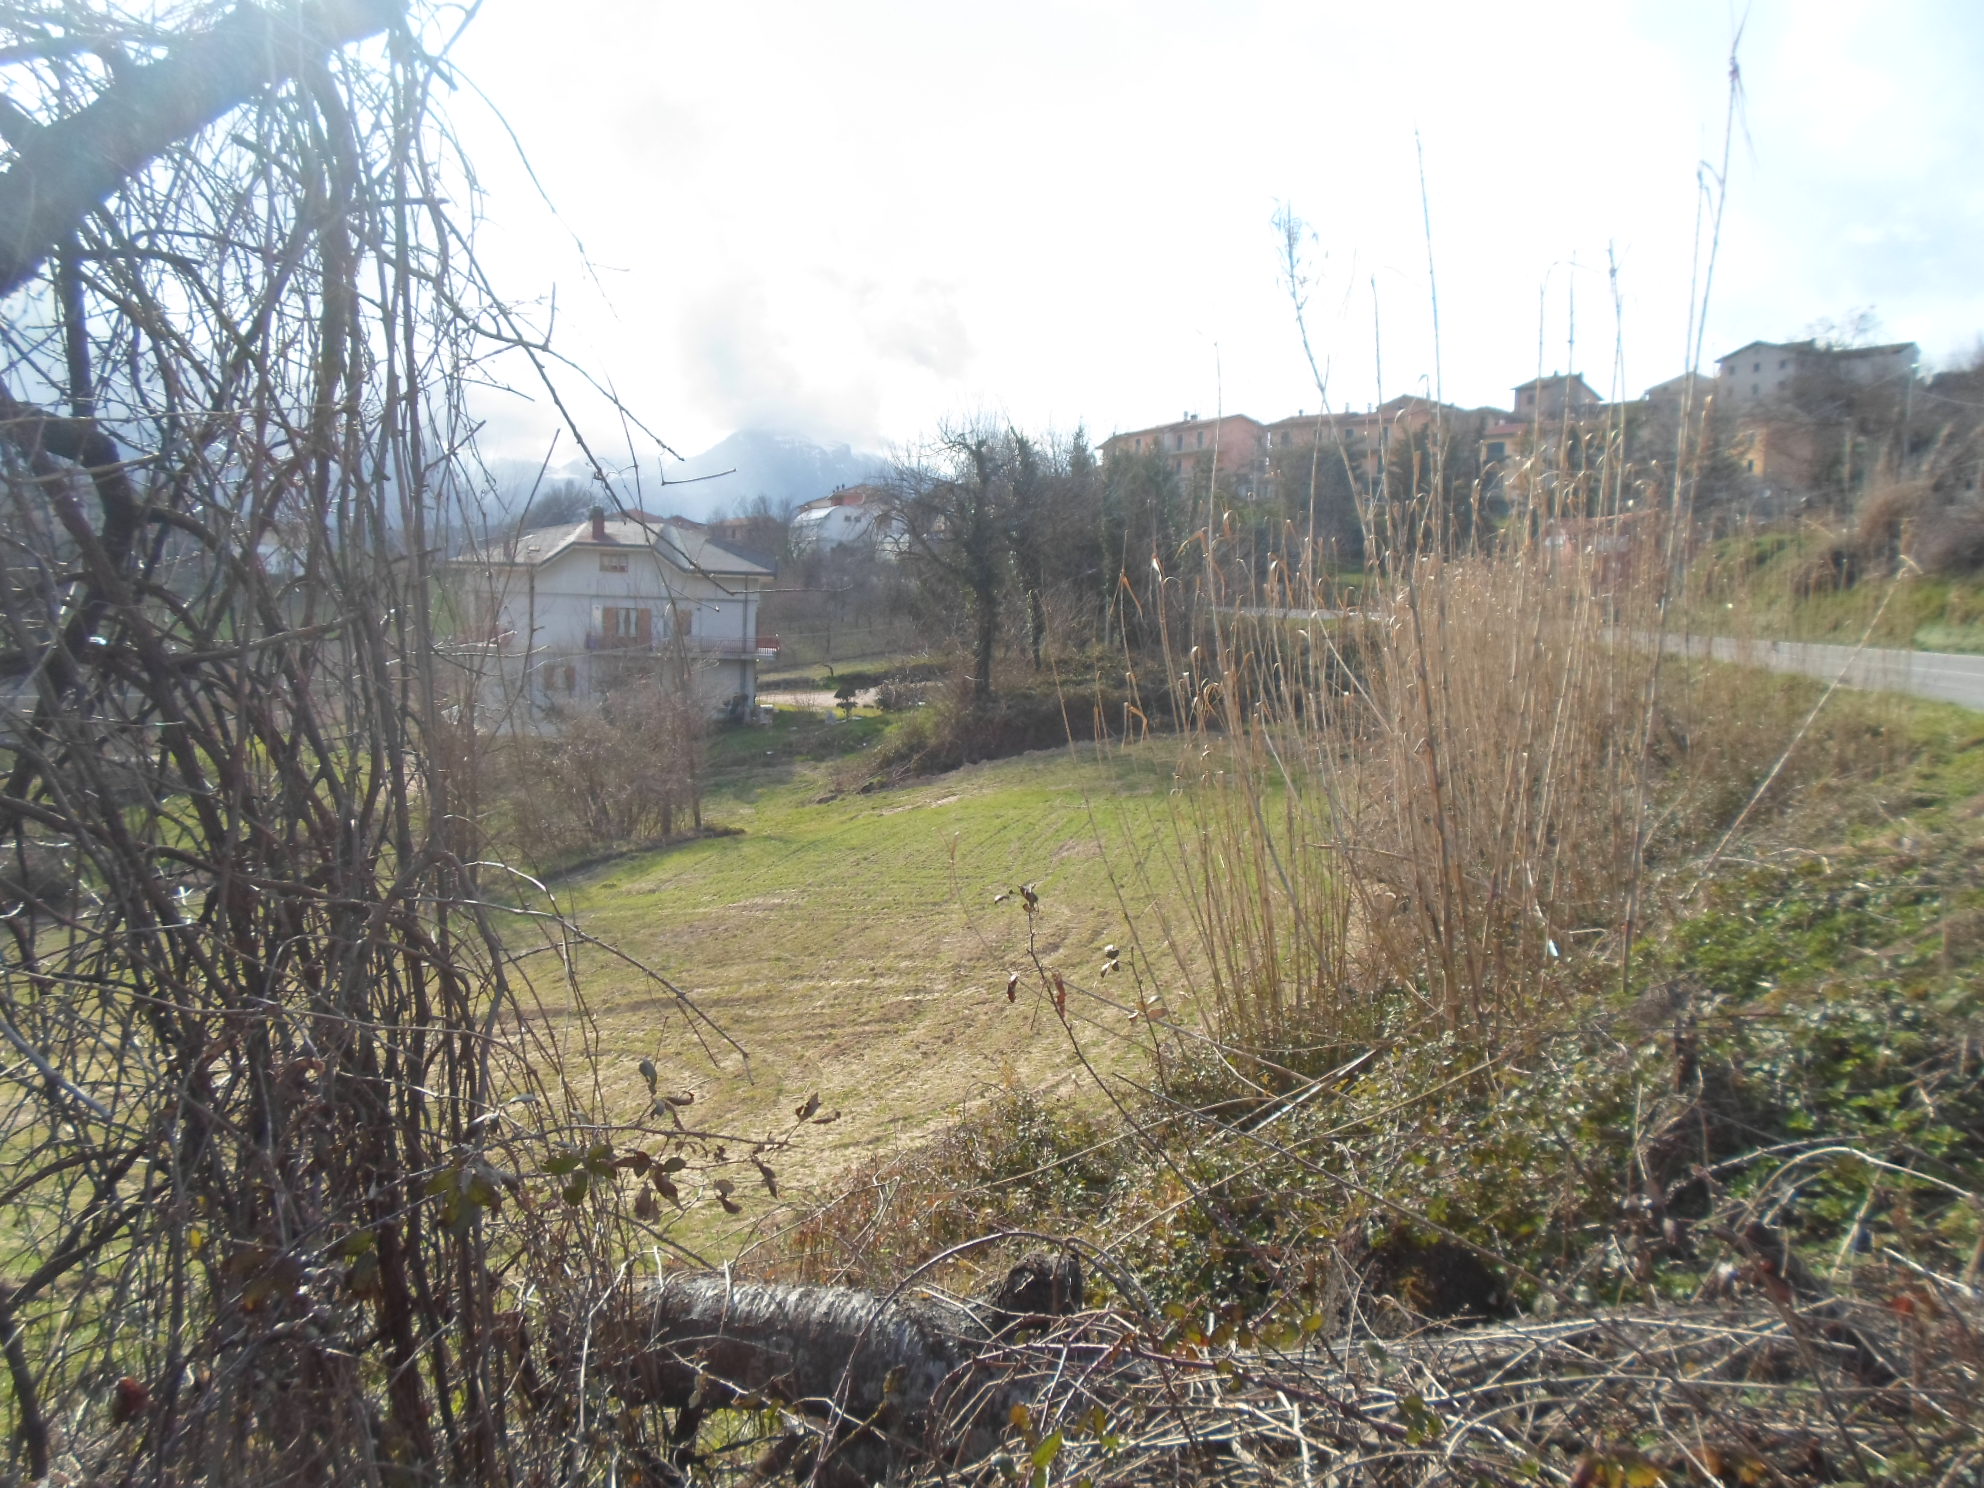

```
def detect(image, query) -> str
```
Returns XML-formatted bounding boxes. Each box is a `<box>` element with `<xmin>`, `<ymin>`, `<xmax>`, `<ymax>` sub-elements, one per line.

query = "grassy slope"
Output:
<box><xmin>800</xmin><ymin>687</ymin><xmax>1984</xmax><ymax>1304</ymax></box>
<box><xmin>530</xmin><ymin>713</ymin><xmax>1192</xmax><ymax>1231</ymax></box>
<box><xmin>1708</xmin><ymin>530</ymin><xmax>1984</xmax><ymax>653</ymax></box>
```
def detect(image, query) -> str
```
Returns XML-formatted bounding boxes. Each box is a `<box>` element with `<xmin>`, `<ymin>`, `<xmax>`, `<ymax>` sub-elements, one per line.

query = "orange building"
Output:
<box><xmin>1100</xmin><ymin>413</ymin><xmax>1267</xmax><ymax>495</ymax></box>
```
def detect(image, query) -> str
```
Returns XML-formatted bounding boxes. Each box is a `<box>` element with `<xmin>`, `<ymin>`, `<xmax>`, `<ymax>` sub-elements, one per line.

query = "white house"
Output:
<box><xmin>456</xmin><ymin>507</ymin><xmax>777</xmax><ymax>721</ymax></box>
<box><xmin>788</xmin><ymin>483</ymin><xmax>904</xmax><ymax>554</ymax></box>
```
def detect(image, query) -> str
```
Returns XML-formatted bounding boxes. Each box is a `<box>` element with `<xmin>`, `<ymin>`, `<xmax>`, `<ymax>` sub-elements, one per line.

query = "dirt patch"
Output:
<box><xmin>880</xmin><ymin>793</ymin><xmax>963</xmax><ymax>816</ymax></box>
<box><xmin>721</xmin><ymin>894</ymin><xmax>799</xmax><ymax>911</ymax></box>
<box><xmin>759</xmin><ymin>687</ymin><xmax>877</xmax><ymax>712</ymax></box>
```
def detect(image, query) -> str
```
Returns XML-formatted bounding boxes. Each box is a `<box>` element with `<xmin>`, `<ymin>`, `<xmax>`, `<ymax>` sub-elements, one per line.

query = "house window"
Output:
<box><xmin>599</xmin><ymin>605</ymin><xmax>650</xmax><ymax>648</ymax></box>
<box><xmin>600</xmin><ymin>553</ymin><xmax>628</xmax><ymax>573</ymax></box>
<box><xmin>1752</xmin><ymin>362</ymin><xmax>1761</xmax><ymax>373</ymax></box>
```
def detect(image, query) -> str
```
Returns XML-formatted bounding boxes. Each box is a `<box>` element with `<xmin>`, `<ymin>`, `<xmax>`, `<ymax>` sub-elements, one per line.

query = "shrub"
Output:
<box><xmin>1913</xmin><ymin>503</ymin><xmax>1984</xmax><ymax>576</ymax></box>
<box><xmin>770</xmin><ymin>1088</ymin><xmax>1122</xmax><ymax>1290</ymax></box>
<box><xmin>480</xmin><ymin>678</ymin><xmax>707</xmax><ymax>868</ymax></box>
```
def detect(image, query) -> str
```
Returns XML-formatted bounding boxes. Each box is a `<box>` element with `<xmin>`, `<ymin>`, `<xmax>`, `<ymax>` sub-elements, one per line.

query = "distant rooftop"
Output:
<box><xmin>463</xmin><ymin>512</ymin><xmax>774</xmax><ymax>577</ymax></box>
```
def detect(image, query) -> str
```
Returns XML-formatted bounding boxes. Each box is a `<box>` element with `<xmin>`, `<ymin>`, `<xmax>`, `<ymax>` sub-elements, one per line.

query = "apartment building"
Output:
<box><xmin>1100</xmin><ymin>413</ymin><xmax>1267</xmax><ymax>494</ymax></box>
<box><xmin>1512</xmin><ymin>373</ymin><xmax>1604</xmax><ymax>420</ymax></box>
<box><xmin>1714</xmin><ymin>339</ymin><xmax>1918</xmax><ymax>413</ymax></box>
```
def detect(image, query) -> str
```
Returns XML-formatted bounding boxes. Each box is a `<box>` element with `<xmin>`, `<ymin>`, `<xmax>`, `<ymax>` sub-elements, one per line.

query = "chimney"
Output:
<box><xmin>589</xmin><ymin>505</ymin><xmax>607</xmax><ymax>543</ymax></box>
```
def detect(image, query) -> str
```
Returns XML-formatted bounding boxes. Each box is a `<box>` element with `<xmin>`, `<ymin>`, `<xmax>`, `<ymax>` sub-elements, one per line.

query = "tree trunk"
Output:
<box><xmin>973</xmin><ymin>590</ymin><xmax>997</xmax><ymax>702</ymax></box>
<box><xmin>589</xmin><ymin>1253</ymin><xmax>1082</xmax><ymax>1483</ymax></box>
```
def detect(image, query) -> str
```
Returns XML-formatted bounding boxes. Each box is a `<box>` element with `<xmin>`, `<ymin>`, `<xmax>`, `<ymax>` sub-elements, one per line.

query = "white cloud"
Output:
<box><xmin>447</xmin><ymin>0</ymin><xmax>1984</xmax><ymax>457</ymax></box>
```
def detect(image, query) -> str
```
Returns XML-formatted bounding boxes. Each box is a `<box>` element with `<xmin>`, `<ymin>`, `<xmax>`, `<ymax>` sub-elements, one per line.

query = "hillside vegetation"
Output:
<box><xmin>2</xmin><ymin>6</ymin><xmax>1977</xmax><ymax>1473</ymax></box>
<box><xmin>718</xmin><ymin>542</ymin><xmax>1983</xmax><ymax>1485</ymax></box>
<box><xmin>457</xmin><ymin>522</ymin><xmax>1984</xmax><ymax>1481</ymax></box>
<box><xmin>1699</xmin><ymin>524</ymin><xmax>1984</xmax><ymax>653</ymax></box>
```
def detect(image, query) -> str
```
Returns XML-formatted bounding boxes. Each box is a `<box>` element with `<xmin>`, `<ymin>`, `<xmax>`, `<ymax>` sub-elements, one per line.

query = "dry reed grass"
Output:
<box><xmin>747</xmin><ymin>426</ymin><xmax>1966</xmax><ymax>1480</ymax></box>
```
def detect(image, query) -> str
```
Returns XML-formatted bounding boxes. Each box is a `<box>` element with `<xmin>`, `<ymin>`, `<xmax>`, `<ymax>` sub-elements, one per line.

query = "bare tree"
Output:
<box><xmin>0</xmin><ymin>6</ymin><xmax>722</xmax><ymax>1483</ymax></box>
<box><xmin>891</xmin><ymin>427</ymin><xmax>1009</xmax><ymax>701</ymax></box>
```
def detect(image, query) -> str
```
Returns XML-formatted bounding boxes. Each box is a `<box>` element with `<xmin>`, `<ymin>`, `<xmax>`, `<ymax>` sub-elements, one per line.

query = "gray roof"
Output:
<box><xmin>653</xmin><ymin>520</ymin><xmax>777</xmax><ymax>577</ymax></box>
<box><xmin>462</xmin><ymin>514</ymin><xmax>774</xmax><ymax>578</ymax></box>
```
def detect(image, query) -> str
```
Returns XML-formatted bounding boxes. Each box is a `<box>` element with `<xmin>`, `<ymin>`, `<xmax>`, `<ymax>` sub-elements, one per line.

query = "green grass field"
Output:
<box><xmin>521</xmin><ymin>719</ymin><xmax>1198</xmax><ymax>1236</ymax></box>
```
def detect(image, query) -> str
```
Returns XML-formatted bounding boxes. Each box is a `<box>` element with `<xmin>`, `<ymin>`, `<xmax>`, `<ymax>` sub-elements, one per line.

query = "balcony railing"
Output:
<box><xmin>584</xmin><ymin>632</ymin><xmax>780</xmax><ymax>659</ymax></box>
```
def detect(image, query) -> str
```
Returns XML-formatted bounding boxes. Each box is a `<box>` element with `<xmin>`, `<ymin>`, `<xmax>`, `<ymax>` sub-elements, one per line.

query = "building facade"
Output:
<box><xmin>1512</xmin><ymin>373</ymin><xmax>1603</xmax><ymax>421</ymax></box>
<box><xmin>1100</xmin><ymin>413</ymin><xmax>1267</xmax><ymax>496</ymax></box>
<box><xmin>789</xmin><ymin>483</ymin><xmax>904</xmax><ymax>553</ymax></box>
<box><xmin>457</xmin><ymin>508</ymin><xmax>777</xmax><ymax>722</ymax></box>
<box><xmin>1714</xmin><ymin>339</ymin><xmax>1919</xmax><ymax>413</ymax></box>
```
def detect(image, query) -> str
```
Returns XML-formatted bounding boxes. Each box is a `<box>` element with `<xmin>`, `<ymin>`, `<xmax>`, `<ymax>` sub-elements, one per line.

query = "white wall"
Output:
<box><xmin>790</xmin><ymin>504</ymin><xmax>874</xmax><ymax>551</ymax></box>
<box><xmin>468</xmin><ymin>543</ymin><xmax>762</xmax><ymax>716</ymax></box>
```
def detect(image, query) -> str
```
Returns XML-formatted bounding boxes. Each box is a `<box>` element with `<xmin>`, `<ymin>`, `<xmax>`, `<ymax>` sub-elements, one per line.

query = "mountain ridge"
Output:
<box><xmin>659</xmin><ymin>428</ymin><xmax>889</xmax><ymax>520</ymax></box>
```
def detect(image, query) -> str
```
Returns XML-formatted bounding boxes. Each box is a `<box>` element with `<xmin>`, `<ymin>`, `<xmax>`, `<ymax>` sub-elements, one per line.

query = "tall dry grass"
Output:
<box><xmin>1138</xmin><ymin>525</ymin><xmax>1660</xmax><ymax>1056</ymax></box>
<box><xmin>1137</xmin><ymin>448</ymin><xmax>1904</xmax><ymax>1065</ymax></box>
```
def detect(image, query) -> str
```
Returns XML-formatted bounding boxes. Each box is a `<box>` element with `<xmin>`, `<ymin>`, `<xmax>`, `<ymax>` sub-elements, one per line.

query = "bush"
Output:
<box><xmin>771</xmin><ymin>1088</ymin><xmax>1122</xmax><ymax>1290</ymax></box>
<box><xmin>480</xmin><ymin>678</ymin><xmax>706</xmax><ymax>868</ymax></box>
<box><xmin>873</xmin><ymin>675</ymin><xmax>930</xmax><ymax>711</ymax></box>
<box><xmin>0</xmin><ymin>839</ymin><xmax>79</xmax><ymax>912</ymax></box>
<box><xmin>855</xmin><ymin>674</ymin><xmax>1170</xmax><ymax>783</ymax></box>
<box><xmin>1913</xmin><ymin>504</ymin><xmax>1984</xmax><ymax>576</ymax></box>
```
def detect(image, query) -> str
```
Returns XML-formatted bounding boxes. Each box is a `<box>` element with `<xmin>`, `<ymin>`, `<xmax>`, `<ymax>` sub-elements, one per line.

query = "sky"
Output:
<box><xmin>442</xmin><ymin>0</ymin><xmax>1984</xmax><ymax>472</ymax></box>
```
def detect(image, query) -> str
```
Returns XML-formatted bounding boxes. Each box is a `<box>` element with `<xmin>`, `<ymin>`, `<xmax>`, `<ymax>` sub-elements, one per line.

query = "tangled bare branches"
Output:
<box><xmin>0</xmin><ymin>5</ymin><xmax>712</xmax><ymax>1483</ymax></box>
<box><xmin>934</xmin><ymin>1281</ymin><xmax>1979</xmax><ymax>1488</ymax></box>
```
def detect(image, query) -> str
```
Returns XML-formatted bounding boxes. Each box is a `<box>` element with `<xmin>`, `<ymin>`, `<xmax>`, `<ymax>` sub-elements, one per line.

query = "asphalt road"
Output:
<box><xmin>1229</xmin><ymin>608</ymin><xmax>1984</xmax><ymax>713</ymax></box>
<box><xmin>1656</xmin><ymin>633</ymin><xmax>1984</xmax><ymax>711</ymax></box>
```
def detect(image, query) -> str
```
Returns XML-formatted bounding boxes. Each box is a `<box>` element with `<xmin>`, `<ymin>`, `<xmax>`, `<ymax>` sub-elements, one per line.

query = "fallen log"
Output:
<box><xmin>591</xmin><ymin>1250</ymin><xmax>1084</xmax><ymax>1484</ymax></box>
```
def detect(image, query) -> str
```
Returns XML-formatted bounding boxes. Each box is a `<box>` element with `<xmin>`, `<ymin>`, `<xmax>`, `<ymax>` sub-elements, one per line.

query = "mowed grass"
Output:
<box><xmin>523</xmin><ymin>729</ymin><xmax>1198</xmax><ymax>1239</ymax></box>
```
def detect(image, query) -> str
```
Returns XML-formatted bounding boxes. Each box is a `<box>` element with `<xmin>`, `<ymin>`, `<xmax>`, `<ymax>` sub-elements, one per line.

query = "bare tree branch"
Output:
<box><xmin>0</xmin><ymin>0</ymin><xmax>405</xmax><ymax>298</ymax></box>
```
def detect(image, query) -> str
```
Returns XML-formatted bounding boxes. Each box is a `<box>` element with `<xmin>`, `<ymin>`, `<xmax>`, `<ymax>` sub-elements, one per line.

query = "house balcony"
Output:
<box><xmin>583</xmin><ymin>631</ymin><xmax>780</xmax><ymax>660</ymax></box>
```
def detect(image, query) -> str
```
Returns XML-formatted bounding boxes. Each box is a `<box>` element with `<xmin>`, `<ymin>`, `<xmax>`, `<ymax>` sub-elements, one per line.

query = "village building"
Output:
<box><xmin>789</xmin><ymin>483</ymin><xmax>905</xmax><ymax>553</ymax></box>
<box><xmin>1512</xmin><ymin>373</ymin><xmax>1604</xmax><ymax>421</ymax></box>
<box><xmin>1714</xmin><ymin>339</ymin><xmax>1919</xmax><ymax>413</ymax></box>
<box><xmin>1641</xmin><ymin>371</ymin><xmax>1715</xmax><ymax>419</ymax></box>
<box><xmin>1262</xmin><ymin>409</ymin><xmax>1383</xmax><ymax>486</ymax></box>
<box><xmin>1099</xmin><ymin>413</ymin><xmax>1267</xmax><ymax>496</ymax></box>
<box><xmin>456</xmin><ymin>506</ymin><xmax>777</xmax><ymax>722</ymax></box>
